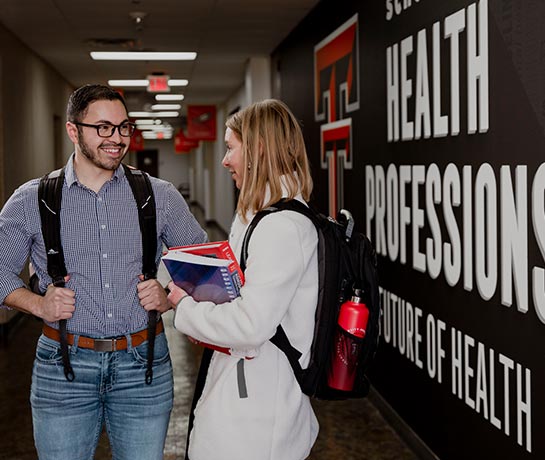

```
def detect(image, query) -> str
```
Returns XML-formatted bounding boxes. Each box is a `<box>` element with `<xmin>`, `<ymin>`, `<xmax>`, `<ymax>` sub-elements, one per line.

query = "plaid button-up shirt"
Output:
<box><xmin>0</xmin><ymin>154</ymin><xmax>207</xmax><ymax>337</ymax></box>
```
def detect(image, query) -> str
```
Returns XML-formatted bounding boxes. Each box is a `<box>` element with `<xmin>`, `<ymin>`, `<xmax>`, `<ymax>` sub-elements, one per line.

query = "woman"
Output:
<box><xmin>168</xmin><ymin>99</ymin><xmax>319</xmax><ymax>460</ymax></box>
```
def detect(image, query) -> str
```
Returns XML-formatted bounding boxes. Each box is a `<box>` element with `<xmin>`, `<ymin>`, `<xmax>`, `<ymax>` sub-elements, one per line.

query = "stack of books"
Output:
<box><xmin>161</xmin><ymin>240</ymin><xmax>246</xmax><ymax>356</ymax></box>
<box><xmin>161</xmin><ymin>240</ymin><xmax>244</xmax><ymax>304</ymax></box>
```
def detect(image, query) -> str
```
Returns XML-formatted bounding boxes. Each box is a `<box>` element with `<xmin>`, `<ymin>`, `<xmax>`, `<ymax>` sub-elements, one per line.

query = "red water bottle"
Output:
<box><xmin>327</xmin><ymin>289</ymin><xmax>369</xmax><ymax>391</ymax></box>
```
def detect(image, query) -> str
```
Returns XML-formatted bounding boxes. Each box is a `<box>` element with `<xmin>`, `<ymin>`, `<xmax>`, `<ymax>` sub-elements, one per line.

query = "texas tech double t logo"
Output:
<box><xmin>314</xmin><ymin>14</ymin><xmax>360</xmax><ymax>217</ymax></box>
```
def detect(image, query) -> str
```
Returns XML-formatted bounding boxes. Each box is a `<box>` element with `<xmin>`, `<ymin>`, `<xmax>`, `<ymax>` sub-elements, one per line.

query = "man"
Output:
<box><xmin>0</xmin><ymin>84</ymin><xmax>207</xmax><ymax>459</ymax></box>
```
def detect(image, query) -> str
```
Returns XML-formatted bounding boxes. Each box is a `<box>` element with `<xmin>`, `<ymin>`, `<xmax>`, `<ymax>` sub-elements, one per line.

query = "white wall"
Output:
<box><xmin>193</xmin><ymin>143</ymin><xmax>205</xmax><ymax>207</ymax></box>
<box><xmin>206</xmin><ymin>56</ymin><xmax>273</xmax><ymax>234</ymax></box>
<box><xmin>143</xmin><ymin>138</ymin><xmax>192</xmax><ymax>191</ymax></box>
<box><xmin>211</xmin><ymin>106</ymin><xmax>235</xmax><ymax>233</ymax></box>
<box><xmin>0</xmin><ymin>23</ymin><xmax>73</xmax><ymax>203</ymax></box>
<box><xmin>245</xmin><ymin>56</ymin><xmax>272</xmax><ymax>104</ymax></box>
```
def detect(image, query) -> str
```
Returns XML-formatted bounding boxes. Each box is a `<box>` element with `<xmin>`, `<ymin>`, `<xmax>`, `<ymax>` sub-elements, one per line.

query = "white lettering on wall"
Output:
<box><xmin>380</xmin><ymin>287</ymin><xmax>533</xmax><ymax>452</ymax></box>
<box><xmin>365</xmin><ymin>163</ymin><xmax>545</xmax><ymax>322</ymax></box>
<box><xmin>386</xmin><ymin>0</ymin><xmax>489</xmax><ymax>142</ymax></box>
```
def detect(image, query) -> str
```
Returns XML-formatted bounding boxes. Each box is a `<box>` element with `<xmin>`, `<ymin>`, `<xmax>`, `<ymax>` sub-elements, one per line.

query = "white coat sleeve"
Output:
<box><xmin>173</xmin><ymin>213</ymin><xmax>309</xmax><ymax>350</ymax></box>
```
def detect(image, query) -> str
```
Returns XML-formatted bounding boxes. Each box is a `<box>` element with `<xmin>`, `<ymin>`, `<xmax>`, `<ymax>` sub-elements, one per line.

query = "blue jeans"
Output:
<box><xmin>30</xmin><ymin>331</ymin><xmax>174</xmax><ymax>460</ymax></box>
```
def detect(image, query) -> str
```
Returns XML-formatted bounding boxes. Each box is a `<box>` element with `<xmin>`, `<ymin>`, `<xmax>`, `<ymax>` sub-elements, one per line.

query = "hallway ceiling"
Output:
<box><xmin>0</xmin><ymin>0</ymin><xmax>318</xmax><ymax>115</ymax></box>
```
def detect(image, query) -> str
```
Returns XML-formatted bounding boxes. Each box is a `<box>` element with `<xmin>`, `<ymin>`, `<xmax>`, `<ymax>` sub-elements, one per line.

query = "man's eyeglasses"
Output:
<box><xmin>73</xmin><ymin>122</ymin><xmax>136</xmax><ymax>138</ymax></box>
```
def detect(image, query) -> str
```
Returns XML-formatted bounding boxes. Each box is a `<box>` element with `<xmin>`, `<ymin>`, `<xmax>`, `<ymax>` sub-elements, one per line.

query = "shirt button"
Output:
<box><xmin>98</xmin><ymin>197</ymin><xmax>103</xmax><ymax>202</ymax></box>
<box><xmin>107</xmin><ymin>313</ymin><xmax>113</xmax><ymax>318</ymax></box>
<box><xmin>105</xmin><ymin>283</ymin><xmax>110</xmax><ymax>288</ymax></box>
<box><xmin>101</xmin><ymin>225</ymin><xmax>106</xmax><ymax>230</ymax></box>
<box><xmin>103</xmin><ymin>254</ymin><xmax>108</xmax><ymax>258</ymax></box>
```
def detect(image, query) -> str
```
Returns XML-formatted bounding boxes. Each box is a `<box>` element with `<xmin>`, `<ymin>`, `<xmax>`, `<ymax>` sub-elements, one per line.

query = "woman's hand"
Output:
<box><xmin>167</xmin><ymin>281</ymin><xmax>188</xmax><ymax>309</ymax></box>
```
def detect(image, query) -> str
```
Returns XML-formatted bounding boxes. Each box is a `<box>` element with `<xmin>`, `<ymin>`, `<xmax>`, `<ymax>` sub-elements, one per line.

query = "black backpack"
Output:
<box><xmin>35</xmin><ymin>164</ymin><xmax>159</xmax><ymax>384</ymax></box>
<box><xmin>240</xmin><ymin>199</ymin><xmax>380</xmax><ymax>400</ymax></box>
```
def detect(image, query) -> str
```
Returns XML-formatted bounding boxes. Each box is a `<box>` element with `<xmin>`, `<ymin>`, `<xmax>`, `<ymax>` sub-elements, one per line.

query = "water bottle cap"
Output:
<box><xmin>352</xmin><ymin>288</ymin><xmax>363</xmax><ymax>303</ymax></box>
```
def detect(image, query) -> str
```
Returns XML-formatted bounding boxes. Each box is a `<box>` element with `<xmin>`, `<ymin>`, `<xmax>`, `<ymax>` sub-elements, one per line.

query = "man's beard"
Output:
<box><xmin>79</xmin><ymin>132</ymin><xmax>127</xmax><ymax>171</ymax></box>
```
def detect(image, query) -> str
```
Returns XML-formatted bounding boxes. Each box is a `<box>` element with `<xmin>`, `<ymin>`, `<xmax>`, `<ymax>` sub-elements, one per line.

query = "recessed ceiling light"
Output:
<box><xmin>146</xmin><ymin>125</ymin><xmax>174</xmax><ymax>132</ymax></box>
<box><xmin>129</xmin><ymin>111</ymin><xmax>179</xmax><ymax>118</ymax></box>
<box><xmin>109</xmin><ymin>79</ymin><xmax>189</xmax><ymax>88</ymax></box>
<box><xmin>135</xmin><ymin>119</ymin><xmax>163</xmax><ymax>125</ymax></box>
<box><xmin>142</xmin><ymin>132</ymin><xmax>173</xmax><ymax>140</ymax></box>
<box><xmin>151</xmin><ymin>104</ymin><xmax>181</xmax><ymax>110</ymax></box>
<box><xmin>168</xmin><ymin>79</ymin><xmax>189</xmax><ymax>86</ymax></box>
<box><xmin>108</xmin><ymin>79</ymin><xmax>149</xmax><ymax>87</ymax></box>
<box><xmin>91</xmin><ymin>51</ymin><xmax>197</xmax><ymax>60</ymax></box>
<box><xmin>155</xmin><ymin>94</ymin><xmax>184</xmax><ymax>101</ymax></box>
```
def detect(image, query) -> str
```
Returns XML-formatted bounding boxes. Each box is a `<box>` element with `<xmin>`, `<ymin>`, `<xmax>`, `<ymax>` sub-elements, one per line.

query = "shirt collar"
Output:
<box><xmin>243</xmin><ymin>173</ymin><xmax>303</xmax><ymax>221</ymax></box>
<box><xmin>64</xmin><ymin>152</ymin><xmax>126</xmax><ymax>187</ymax></box>
<box><xmin>262</xmin><ymin>173</ymin><xmax>300</xmax><ymax>203</ymax></box>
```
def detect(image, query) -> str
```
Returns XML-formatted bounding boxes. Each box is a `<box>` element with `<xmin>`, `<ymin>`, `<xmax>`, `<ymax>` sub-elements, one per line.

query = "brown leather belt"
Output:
<box><xmin>42</xmin><ymin>320</ymin><xmax>164</xmax><ymax>352</ymax></box>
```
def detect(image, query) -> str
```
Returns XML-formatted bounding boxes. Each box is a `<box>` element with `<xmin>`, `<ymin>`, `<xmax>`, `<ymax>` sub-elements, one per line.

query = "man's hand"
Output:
<box><xmin>137</xmin><ymin>276</ymin><xmax>170</xmax><ymax>313</ymax></box>
<box><xmin>40</xmin><ymin>275</ymin><xmax>75</xmax><ymax>322</ymax></box>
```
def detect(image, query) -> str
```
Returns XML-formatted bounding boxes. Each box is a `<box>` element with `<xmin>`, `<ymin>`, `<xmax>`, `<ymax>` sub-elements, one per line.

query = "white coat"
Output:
<box><xmin>174</xmin><ymin>192</ymin><xmax>319</xmax><ymax>460</ymax></box>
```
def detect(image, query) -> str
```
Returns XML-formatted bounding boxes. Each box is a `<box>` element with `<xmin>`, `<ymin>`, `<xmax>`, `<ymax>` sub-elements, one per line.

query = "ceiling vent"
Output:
<box><xmin>85</xmin><ymin>38</ymin><xmax>137</xmax><ymax>48</ymax></box>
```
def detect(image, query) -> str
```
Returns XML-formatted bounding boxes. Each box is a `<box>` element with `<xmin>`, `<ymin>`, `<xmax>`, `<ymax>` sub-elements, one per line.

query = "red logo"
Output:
<box><xmin>314</xmin><ymin>14</ymin><xmax>359</xmax><ymax>217</ymax></box>
<box><xmin>187</xmin><ymin>105</ymin><xmax>217</xmax><ymax>141</ymax></box>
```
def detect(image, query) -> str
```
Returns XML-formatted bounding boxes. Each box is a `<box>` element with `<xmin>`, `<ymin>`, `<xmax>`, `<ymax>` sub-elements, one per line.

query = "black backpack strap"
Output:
<box><xmin>240</xmin><ymin>207</ymin><xmax>274</xmax><ymax>272</ymax></box>
<box><xmin>269</xmin><ymin>325</ymin><xmax>303</xmax><ymax>376</ymax></box>
<box><xmin>123</xmin><ymin>165</ymin><xmax>158</xmax><ymax>385</ymax></box>
<box><xmin>240</xmin><ymin>199</ymin><xmax>314</xmax><ymax>270</ymax></box>
<box><xmin>38</xmin><ymin>167</ymin><xmax>74</xmax><ymax>381</ymax></box>
<box><xmin>39</xmin><ymin>168</ymin><xmax>67</xmax><ymax>284</ymax></box>
<box><xmin>123</xmin><ymin>165</ymin><xmax>157</xmax><ymax>279</ymax></box>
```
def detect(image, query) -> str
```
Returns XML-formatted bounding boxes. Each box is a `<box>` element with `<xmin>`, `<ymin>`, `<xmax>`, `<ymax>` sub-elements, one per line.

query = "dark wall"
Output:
<box><xmin>273</xmin><ymin>1</ymin><xmax>544</xmax><ymax>459</ymax></box>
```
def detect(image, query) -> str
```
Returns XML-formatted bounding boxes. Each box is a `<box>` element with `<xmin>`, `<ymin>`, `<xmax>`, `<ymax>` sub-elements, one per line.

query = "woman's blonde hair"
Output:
<box><xmin>225</xmin><ymin>99</ymin><xmax>313</xmax><ymax>220</ymax></box>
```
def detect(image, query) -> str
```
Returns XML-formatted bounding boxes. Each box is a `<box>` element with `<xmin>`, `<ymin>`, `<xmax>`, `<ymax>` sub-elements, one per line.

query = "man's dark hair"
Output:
<box><xmin>67</xmin><ymin>84</ymin><xmax>128</xmax><ymax>122</ymax></box>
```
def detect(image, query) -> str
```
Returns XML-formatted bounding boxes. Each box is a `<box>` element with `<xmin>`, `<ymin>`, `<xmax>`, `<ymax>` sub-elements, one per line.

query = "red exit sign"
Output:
<box><xmin>147</xmin><ymin>75</ymin><xmax>169</xmax><ymax>93</ymax></box>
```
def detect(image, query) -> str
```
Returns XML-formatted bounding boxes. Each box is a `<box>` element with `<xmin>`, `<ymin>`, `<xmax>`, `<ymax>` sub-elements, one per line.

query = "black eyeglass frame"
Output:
<box><xmin>73</xmin><ymin>121</ymin><xmax>137</xmax><ymax>138</ymax></box>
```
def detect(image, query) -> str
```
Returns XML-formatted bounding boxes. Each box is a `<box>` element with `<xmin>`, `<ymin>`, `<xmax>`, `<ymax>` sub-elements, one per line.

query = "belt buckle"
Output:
<box><xmin>94</xmin><ymin>338</ymin><xmax>116</xmax><ymax>352</ymax></box>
